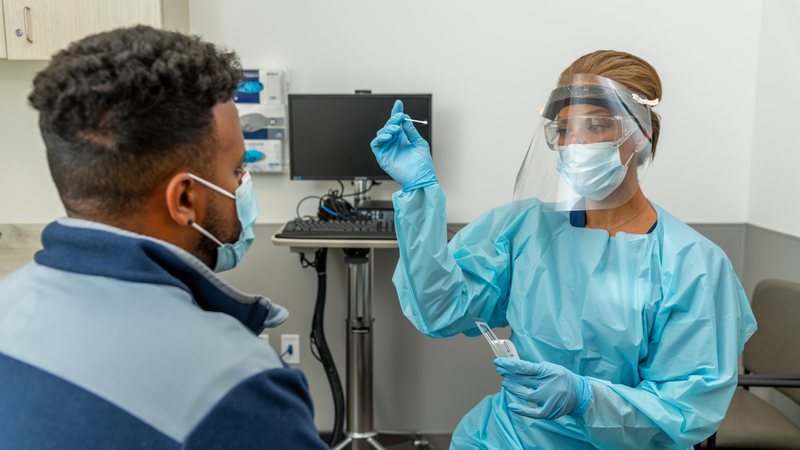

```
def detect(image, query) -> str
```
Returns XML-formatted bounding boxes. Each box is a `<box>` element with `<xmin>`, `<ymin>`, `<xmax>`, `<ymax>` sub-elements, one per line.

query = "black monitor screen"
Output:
<box><xmin>288</xmin><ymin>94</ymin><xmax>432</xmax><ymax>180</ymax></box>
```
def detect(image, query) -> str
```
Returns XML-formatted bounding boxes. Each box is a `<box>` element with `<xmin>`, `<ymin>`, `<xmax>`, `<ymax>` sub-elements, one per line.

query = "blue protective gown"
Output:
<box><xmin>391</xmin><ymin>185</ymin><xmax>757</xmax><ymax>450</ymax></box>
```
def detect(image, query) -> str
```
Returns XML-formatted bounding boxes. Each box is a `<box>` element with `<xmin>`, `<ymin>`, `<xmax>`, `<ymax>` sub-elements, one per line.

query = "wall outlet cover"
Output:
<box><xmin>281</xmin><ymin>334</ymin><xmax>300</xmax><ymax>364</ymax></box>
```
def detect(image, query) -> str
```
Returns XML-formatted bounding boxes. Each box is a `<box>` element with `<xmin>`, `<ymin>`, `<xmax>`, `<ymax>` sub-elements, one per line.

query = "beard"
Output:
<box><xmin>196</xmin><ymin>194</ymin><xmax>243</xmax><ymax>269</ymax></box>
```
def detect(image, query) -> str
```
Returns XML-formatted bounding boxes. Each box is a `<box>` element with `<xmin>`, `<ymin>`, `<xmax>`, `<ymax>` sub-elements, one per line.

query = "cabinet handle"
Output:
<box><xmin>23</xmin><ymin>6</ymin><xmax>32</xmax><ymax>43</ymax></box>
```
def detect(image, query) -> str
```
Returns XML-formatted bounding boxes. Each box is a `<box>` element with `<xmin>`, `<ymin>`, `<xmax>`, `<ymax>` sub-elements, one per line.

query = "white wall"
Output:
<box><xmin>747</xmin><ymin>0</ymin><xmax>800</xmax><ymax>237</ymax></box>
<box><xmin>0</xmin><ymin>1</ymin><xmax>762</xmax><ymax>225</ymax></box>
<box><xmin>186</xmin><ymin>0</ymin><xmax>762</xmax><ymax>224</ymax></box>
<box><xmin>0</xmin><ymin>61</ymin><xmax>64</xmax><ymax>223</ymax></box>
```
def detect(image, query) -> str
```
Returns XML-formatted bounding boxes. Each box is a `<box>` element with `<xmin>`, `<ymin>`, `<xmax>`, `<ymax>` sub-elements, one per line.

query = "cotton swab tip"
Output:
<box><xmin>404</xmin><ymin>118</ymin><xmax>428</xmax><ymax>125</ymax></box>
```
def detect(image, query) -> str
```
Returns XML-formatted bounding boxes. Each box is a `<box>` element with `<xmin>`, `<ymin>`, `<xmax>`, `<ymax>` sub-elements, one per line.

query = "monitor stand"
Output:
<box><xmin>335</xmin><ymin>181</ymin><xmax>384</xmax><ymax>450</ymax></box>
<box><xmin>353</xmin><ymin>179</ymin><xmax>371</xmax><ymax>207</ymax></box>
<box><xmin>330</xmin><ymin>248</ymin><xmax>387</xmax><ymax>450</ymax></box>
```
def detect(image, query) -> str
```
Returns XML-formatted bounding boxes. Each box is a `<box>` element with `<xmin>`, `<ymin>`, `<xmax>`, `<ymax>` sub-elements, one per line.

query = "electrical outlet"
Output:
<box><xmin>281</xmin><ymin>334</ymin><xmax>300</xmax><ymax>364</ymax></box>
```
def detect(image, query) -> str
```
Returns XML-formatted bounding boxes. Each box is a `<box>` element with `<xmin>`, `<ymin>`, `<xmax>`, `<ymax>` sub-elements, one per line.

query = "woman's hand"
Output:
<box><xmin>370</xmin><ymin>100</ymin><xmax>437</xmax><ymax>191</ymax></box>
<box><xmin>495</xmin><ymin>358</ymin><xmax>592</xmax><ymax>420</ymax></box>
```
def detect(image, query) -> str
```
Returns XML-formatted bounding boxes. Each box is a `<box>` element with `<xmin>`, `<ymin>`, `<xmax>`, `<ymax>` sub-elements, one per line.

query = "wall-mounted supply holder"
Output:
<box><xmin>233</xmin><ymin>68</ymin><xmax>290</xmax><ymax>173</ymax></box>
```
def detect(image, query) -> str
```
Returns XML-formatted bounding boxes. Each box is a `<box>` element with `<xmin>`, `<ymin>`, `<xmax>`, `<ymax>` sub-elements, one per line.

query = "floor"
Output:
<box><xmin>321</xmin><ymin>432</ymin><xmax>452</xmax><ymax>449</ymax></box>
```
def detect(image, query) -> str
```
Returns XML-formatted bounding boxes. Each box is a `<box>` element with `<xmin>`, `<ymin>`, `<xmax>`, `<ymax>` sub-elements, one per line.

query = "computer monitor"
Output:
<box><xmin>288</xmin><ymin>94</ymin><xmax>432</xmax><ymax>180</ymax></box>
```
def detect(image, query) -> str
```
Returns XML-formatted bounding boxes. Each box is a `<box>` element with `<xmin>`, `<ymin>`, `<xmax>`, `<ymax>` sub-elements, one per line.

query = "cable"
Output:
<box><xmin>300</xmin><ymin>249</ymin><xmax>345</xmax><ymax>447</ymax></box>
<box><xmin>318</xmin><ymin>187</ymin><xmax>356</xmax><ymax>220</ymax></box>
<box><xmin>299</xmin><ymin>253</ymin><xmax>317</xmax><ymax>269</ymax></box>
<box><xmin>295</xmin><ymin>181</ymin><xmax>381</xmax><ymax>222</ymax></box>
<box><xmin>339</xmin><ymin>180</ymin><xmax>378</xmax><ymax>198</ymax></box>
<box><xmin>296</xmin><ymin>195</ymin><xmax>322</xmax><ymax>219</ymax></box>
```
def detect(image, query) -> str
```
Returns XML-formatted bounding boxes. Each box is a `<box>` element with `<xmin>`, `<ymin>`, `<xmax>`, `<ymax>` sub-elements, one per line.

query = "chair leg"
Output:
<box><xmin>694</xmin><ymin>432</ymin><xmax>717</xmax><ymax>450</ymax></box>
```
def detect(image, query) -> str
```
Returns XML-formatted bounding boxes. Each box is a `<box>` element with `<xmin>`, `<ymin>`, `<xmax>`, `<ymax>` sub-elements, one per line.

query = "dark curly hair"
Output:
<box><xmin>29</xmin><ymin>25</ymin><xmax>244</xmax><ymax>219</ymax></box>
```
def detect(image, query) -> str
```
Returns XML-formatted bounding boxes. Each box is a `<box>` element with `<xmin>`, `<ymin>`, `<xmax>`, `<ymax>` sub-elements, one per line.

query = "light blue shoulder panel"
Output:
<box><xmin>0</xmin><ymin>262</ymin><xmax>284</xmax><ymax>443</ymax></box>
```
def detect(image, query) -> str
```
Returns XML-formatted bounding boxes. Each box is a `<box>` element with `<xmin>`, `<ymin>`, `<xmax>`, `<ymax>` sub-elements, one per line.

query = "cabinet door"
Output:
<box><xmin>3</xmin><ymin>0</ymin><xmax>164</xmax><ymax>60</ymax></box>
<box><xmin>3</xmin><ymin>0</ymin><xmax>98</xmax><ymax>60</ymax></box>
<box><xmin>0</xmin><ymin>0</ymin><xmax>7</xmax><ymax>59</ymax></box>
<box><xmin>96</xmin><ymin>0</ymin><xmax>161</xmax><ymax>34</ymax></box>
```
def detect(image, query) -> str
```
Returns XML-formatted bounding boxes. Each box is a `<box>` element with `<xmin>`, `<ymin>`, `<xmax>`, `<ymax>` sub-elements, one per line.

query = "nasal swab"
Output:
<box><xmin>405</xmin><ymin>118</ymin><xmax>428</xmax><ymax>125</ymax></box>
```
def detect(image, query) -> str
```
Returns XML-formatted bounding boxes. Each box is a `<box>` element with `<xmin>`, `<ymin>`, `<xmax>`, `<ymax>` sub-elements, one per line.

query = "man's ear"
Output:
<box><xmin>165</xmin><ymin>173</ymin><xmax>201</xmax><ymax>227</ymax></box>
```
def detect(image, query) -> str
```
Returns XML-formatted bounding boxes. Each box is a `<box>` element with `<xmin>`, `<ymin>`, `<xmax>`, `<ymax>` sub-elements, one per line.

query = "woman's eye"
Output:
<box><xmin>586</xmin><ymin>120</ymin><xmax>610</xmax><ymax>133</ymax></box>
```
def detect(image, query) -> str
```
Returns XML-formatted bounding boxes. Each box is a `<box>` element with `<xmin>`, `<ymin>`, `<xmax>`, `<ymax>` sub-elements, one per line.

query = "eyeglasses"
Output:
<box><xmin>543</xmin><ymin>114</ymin><xmax>636</xmax><ymax>150</ymax></box>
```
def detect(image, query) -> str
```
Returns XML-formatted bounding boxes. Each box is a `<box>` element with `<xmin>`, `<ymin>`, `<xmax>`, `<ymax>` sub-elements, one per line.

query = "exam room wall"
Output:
<box><xmin>0</xmin><ymin>61</ymin><xmax>65</xmax><ymax>224</ymax></box>
<box><xmin>186</xmin><ymin>0</ymin><xmax>761</xmax><ymax>226</ymax></box>
<box><xmin>737</xmin><ymin>3</ymin><xmax>800</xmax><ymax>426</ymax></box>
<box><xmin>747</xmin><ymin>0</ymin><xmax>800</xmax><ymax>238</ymax></box>
<box><xmin>0</xmin><ymin>1</ymin><xmax>763</xmax><ymax>226</ymax></box>
<box><xmin>0</xmin><ymin>0</ymin><xmax>794</xmax><ymax>434</ymax></box>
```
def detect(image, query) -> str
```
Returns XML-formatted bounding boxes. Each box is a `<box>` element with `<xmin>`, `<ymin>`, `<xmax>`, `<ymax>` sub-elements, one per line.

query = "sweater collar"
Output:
<box><xmin>34</xmin><ymin>218</ymin><xmax>288</xmax><ymax>333</ymax></box>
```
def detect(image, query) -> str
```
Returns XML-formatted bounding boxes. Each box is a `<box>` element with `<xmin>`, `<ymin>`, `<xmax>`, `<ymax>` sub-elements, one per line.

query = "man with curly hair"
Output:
<box><xmin>0</xmin><ymin>26</ymin><xmax>328</xmax><ymax>449</ymax></box>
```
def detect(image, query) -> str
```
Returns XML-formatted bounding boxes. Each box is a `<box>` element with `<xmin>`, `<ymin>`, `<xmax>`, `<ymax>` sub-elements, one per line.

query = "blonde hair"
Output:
<box><xmin>560</xmin><ymin>50</ymin><xmax>662</xmax><ymax>157</ymax></box>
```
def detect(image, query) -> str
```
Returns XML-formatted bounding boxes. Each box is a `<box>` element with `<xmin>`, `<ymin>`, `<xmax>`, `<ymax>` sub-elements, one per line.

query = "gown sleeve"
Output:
<box><xmin>574</xmin><ymin>243</ymin><xmax>758</xmax><ymax>450</ymax></box>
<box><xmin>391</xmin><ymin>184</ymin><xmax>522</xmax><ymax>338</ymax></box>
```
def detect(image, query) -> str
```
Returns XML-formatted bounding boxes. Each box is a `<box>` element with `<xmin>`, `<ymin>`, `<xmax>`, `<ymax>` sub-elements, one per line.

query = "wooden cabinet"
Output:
<box><xmin>0</xmin><ymin>1</ymin><xmax>6</xmax><ymax>59</ymax></box>
<box><xmin>1</xmin><ymin>0</ymin><xmax>188</xmax><ymax>60</ymax></box>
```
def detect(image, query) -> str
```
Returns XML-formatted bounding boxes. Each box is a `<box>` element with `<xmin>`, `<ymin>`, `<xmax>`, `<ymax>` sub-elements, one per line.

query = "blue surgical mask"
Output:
<box><xmin>556</xmin><ymin>143</ymin><xmax>635</xmax><ymax>201</ymax></box>
<box><xmin>187</xmin><ymin>172</ymin><xmax>258</xmax><ymax>272</ymax></box>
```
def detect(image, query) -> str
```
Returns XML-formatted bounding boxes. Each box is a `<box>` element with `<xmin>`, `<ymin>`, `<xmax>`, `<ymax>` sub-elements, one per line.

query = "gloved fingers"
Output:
<box><xmin>494</xmin><ymin>358</ymin><xmax>545</xmax><ymax>377</ymax></box>
<box><xmin>378</xmin><ymin>124</ymin><xmax>402</xmax><ymax>136</ymax></box>
<box><xmin>383</xmin><ymin>111</ymin><xmax>406</xmax><ymax>128</ymax></box>
<box><xmin>501</xmin><ymin>380</ymin><xmax>536</xmax><ymax>402</ymax></box>
<box><xmin>497</xmin><ymin>370</ymin><xmax>544</xmax><ymax>390</ymax></box>
<box><xmin>523</xmin><ymin>385</ymin><xmax>559</xmax><ymax>407</ymax></box>
<box><xmin>507</xmin><ymin>402</ymin><xmax>546</xmax><ymax>420</ymax></box>
<box><xmin>401</xmin><ymin>115</ymin><xmax>428</xmax><ymax>147</ymax></box>
<box><xmin>391</xmin><ymin>99</ymin><xmax>404</xmax><ymax>116</ymax></box>
<box><xmin>370</xmin><ymin>133</ymin><xmax>398</xmax><ymax>152</ymax></box>
<box><xmin>371</xmin><ymin>122</ymin><xmax>402</xmax><ymax>144</ymax></box>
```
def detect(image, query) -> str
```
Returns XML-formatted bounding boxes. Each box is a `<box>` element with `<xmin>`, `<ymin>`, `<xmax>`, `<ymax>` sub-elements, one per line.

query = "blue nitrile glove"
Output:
<box><xmin>370</xmin><ymin>100</ymin><xmax>437</xmax><ymax>191</ymax></box>
<box><xmin>495</xmin><ymin>358</ymin><xmax>592</xmax><ymax>420</ymax></box>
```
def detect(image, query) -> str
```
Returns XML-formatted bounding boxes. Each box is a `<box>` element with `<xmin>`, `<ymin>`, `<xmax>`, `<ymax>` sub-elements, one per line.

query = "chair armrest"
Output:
<box><xmin>738</xmin><ymin>373</ymin><xmax>800</xmax><ymax>388</ymax></box>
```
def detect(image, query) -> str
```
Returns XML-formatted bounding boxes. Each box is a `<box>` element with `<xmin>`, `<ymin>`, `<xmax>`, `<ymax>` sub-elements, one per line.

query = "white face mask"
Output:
<box><xmin>187</xmin><ymin>172</ymin><xmax>259</xmax><ymax>272</ymax></box>
<box><xmin>556</xmin><ymin>143</ymin><xmax>636</xmax><ymax>201</ymax></box>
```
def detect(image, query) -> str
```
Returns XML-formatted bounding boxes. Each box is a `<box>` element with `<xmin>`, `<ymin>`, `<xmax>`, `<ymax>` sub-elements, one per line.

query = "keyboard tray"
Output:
<box><xmin>275</xmin><ymin>219</ymin><xmax>396</xmax><ymax>240</ymax></box>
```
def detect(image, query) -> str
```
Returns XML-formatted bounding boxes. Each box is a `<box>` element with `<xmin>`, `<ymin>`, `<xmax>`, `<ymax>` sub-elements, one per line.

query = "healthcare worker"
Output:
<box><xmin>371</xmin><ymin>50</ymin><xmax>758</xmax><ymax>450</ymax></box>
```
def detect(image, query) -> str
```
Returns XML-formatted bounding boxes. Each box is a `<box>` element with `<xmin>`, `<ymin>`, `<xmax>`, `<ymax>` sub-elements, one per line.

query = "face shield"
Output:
<box><xmin>513</xmin><ymin>74</ymin><xmax>658</xmax><ymax>211</ymax></box>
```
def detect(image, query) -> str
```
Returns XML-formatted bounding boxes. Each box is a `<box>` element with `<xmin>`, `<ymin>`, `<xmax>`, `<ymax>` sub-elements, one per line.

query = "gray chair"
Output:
<box><xmin>698</xmin><ymin>279</ymin><xmax>800</xmax><ymax>449</ymax></box>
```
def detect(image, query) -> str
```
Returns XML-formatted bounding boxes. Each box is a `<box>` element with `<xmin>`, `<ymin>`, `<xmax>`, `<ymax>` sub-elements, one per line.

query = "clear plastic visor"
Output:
<box><xmin>512</xmin><ymin>74</ymin><xmax>655</xmax><ymax>212</ymax></box>
<box><xmin>545</xmin><ymin>114</ymin><xmax>637</xmax><ymax>150</ymax></box>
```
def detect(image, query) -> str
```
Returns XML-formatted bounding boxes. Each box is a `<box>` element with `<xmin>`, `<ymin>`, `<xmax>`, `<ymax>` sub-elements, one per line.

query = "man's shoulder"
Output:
<box><xmin>185</xmin><ymin>367</ymin><xmax>328</xmax><ymax>449</ymax></box>
<box><xmin>0</xmin><ymin>261</ymin><xmax>297</xmax><ymax>446</ymax></box>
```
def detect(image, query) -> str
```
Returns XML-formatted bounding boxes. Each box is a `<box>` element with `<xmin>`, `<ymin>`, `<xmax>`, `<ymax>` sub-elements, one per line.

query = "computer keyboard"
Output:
<box><xmin>275</xmin><ymin>219</ymin><xmax>396</xmax><ymax>240</ymax></box>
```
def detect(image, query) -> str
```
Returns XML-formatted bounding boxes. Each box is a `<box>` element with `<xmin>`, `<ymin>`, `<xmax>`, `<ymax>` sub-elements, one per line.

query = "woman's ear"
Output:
<box><xmin>165</xmin><ymin>173</ymin><xmax>200</xmax><ymax>227</ymax></box>
<box><xmin>633</xmin><ymin>129</ymin><xmax>650</xmax><ymax>152</ymax></box>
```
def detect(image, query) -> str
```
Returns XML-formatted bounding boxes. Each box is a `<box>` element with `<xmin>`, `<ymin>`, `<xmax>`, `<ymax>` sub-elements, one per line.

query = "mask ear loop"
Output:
<box><xmin>188</xmin><ymin>173</ymin><xmax>236</xmax><ymax>200</ymax></box>
<box><xmin>622</xmin><ymin>148</ymin><xmax>639</xmax><ymax>167</ymax></box>
<box><xmin>614</xmin><ymin>92</ymin><xmax>658</xmax><ymax>167</ymax></box>
<box><xmin>188</xmin><ymin>220</ymin><xmax>224</xmax><ymax>247</ymax></box>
